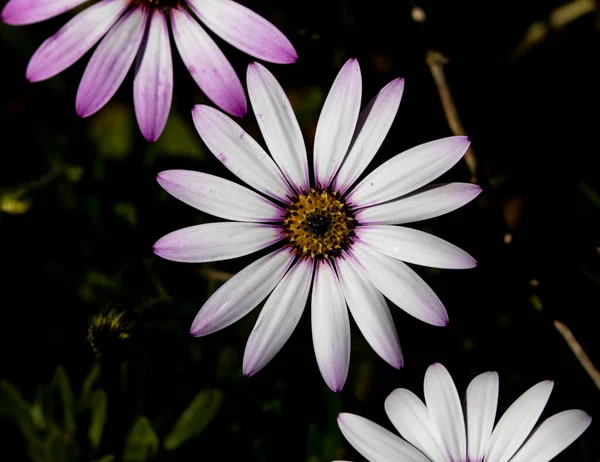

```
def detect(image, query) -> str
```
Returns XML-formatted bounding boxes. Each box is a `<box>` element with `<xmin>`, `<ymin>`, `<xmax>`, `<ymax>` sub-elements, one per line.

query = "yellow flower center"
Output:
<box><xmin>283</xmin><ymin>188</ymin><xmax>356</xmax><ymax>260</ymax></box>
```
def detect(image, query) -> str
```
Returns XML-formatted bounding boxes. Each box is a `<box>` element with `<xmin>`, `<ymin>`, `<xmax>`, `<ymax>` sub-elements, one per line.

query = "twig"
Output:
<box><xmin>554</xmin><ymin>320</ymin><xmax>600</xmax><ymax>390</ymax></box>
<box><xmin>198</xmin><ymin>268</ymin><xmax>234</xmax><ymax>282</ymax></box>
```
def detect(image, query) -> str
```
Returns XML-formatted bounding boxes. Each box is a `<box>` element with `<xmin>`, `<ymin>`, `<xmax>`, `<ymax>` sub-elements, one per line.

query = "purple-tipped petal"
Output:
<box><xmin>333</xmin><ymin>78</ymin><xmax>405</xmax><ymax>194</ymax></box>
<box><xmin>313</xmin><ymin>58</ymin><xmax>362</xmax><ymax>187</ymax></box>
<box><xmin>356</xmin><ymin>182</ymin><xmax>482</xmax><ymax>225</ymax></box>
<box><xmin>424</xmin><ymin>363</ymin><xmax>467</xmax><ymax>462</ymax></box>
<box><xmin>509</xmin><ymin>410</ymin><xmax>592</xmax><ymax>462</ymax></box>
<box><xmin>311</xmin><ymin>259</ymin><xmax>350</xmax><ymax>392</ymax></box>
<box><xmin>76</xmin><ymin>5</ymin><xmax>148</xmax><ymax>118</ymax></box>
<box><xmin>25</xmin><ymin>0</ymin><xmax>129</xmax><ymax>82</ymax></box>
<box><xmin>350</xmin><ymin>241</ymin><xmax>448</xmax><ymax>326</ymax></box>
<box><xmin>355</xmin><ymin>225</ymin><xmax>477</xmax><ymax>270</ymax></box>
<box><xmin>466</xmin><ymin>371</ymin><xmax>499</xmax><ymax>462</ymax></box>
<box><xmin>170</xmin><ymin>6</ymin><xmax>246</xmax><ymax>117</ymax></box>
<box><xmin>347</xmin><ymin>136</ymin><xmax>471</xmax><ymax>208</ymax></box>
<box><xmin>186</xmin><ymin>0</ymin><xmax>297</xmax><ymax>64</ymax></box>
<box><xmin>134</xmin><ymin>8</ymin><xmax>173</xmax><ymax>142</ymax></box>
<box><xmin>190</xmin><ymin>247</ymin><xmax>294</xmax><ymax>337</ymax></box>
<box><xmin>485</xmin><ymin>381</ymin><xmax>554</xmax><ymax>462</ymax></box>
<box><xmin>243</xmin><ymin>259</ymin><xmax>313</xmax><ymax>376</ymax></box>
<box><xmin>2</xmin><ymin>0</ymin><xmax>89</xmax><ymax>25</ymax></box>
<box><xmin>153</xmin><ymin>222</ymin><xmax>284</xmax><ymax>263</ymax></box>
<box><xmin>191</xmin><ymin>104</ymin><xmax>293</xmax><ymax>202</ymax></box>
<box><xmin>384</xmin><ymin>389</ymin><xmax>447</xmax><ymax>462</ymax></box>
<box><xmin>337</xmin><ymin>256</ymin><xmax>403</xmax><ymax>369</ymax></box>
<box><xmin>337</xmin><ymin>413</ymin><xmax>430</xmax><ymax>462</ymax></box>
<box><xmin>247</xmin><ymin>62</ymin><xmax>309</xmax><ymax>193</ymax></box>
<box><xmin>156</xmin><ymin>170</ymin><xmax>284</xmax><ymax>222</ymax></box>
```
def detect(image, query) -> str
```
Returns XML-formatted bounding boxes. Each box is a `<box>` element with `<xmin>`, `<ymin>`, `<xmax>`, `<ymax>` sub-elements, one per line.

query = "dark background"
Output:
<box><xmin>1</xmin><ymin>0</ymin><xmax>599</xmax><ymax>460</ymax></box>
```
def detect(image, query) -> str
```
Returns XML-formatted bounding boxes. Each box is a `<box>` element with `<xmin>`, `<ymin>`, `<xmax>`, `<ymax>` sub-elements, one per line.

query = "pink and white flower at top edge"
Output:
<box><xmin>1</xmin><ymin>0</ymin><xmax>297</xmax><ymax>141</ymax></box>
<box><xmin>153</xmin><ymin>58</ymin><xmax>481</xmax><ymax>391</ymax></box>
<box><xmin>337</xmin><ymin>362</ymin><xmax>592</xmax><ymax>462</ymax></box>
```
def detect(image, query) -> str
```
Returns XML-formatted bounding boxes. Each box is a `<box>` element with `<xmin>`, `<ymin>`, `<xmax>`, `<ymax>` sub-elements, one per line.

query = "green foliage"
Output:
<box><xmin>123</xmin><ymin>417</ymin><xmax>159</xmax><ymax>462</ymax></box>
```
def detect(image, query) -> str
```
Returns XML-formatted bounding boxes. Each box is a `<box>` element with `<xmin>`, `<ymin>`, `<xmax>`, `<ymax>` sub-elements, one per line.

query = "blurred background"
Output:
<box><xmin>1</xmin><ymin>0</ymin><xmax>599</xmax><ymax>460</ymax></box>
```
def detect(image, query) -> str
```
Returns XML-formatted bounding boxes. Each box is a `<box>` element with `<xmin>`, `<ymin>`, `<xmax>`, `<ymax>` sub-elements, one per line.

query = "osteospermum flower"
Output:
<box><xmin>1</xmin><ymin>0</ymin><xmax>297</xmax><ymax>141</ymax></box>
<box><xmin>337</xmin><ymin>363</ymin><xmax>592</xmax><ymax>462</ymax></box>
<box><xmin>154</xmin><ymin>58</ymin><xmax>480</xmax><ymax>391</ymax></box>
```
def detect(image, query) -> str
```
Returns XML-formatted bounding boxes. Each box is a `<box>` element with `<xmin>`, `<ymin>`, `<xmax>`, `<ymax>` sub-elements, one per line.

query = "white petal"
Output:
<box><xmin>170</xmin><ymin>6</ymin><xmax>246</xmax><ymax>117</ymax></box>
<box><xmin>350</xmin><ymin>241</ymin><xmax>448</xmax><ymax>326</ymax></box>
<box><xmin>509</xmin><ymin>410</ymin><xmax>592</xmax><ymax>462</ymax></box>
<box><xmin>313</xmin><ymin>58</ymin><xmax>362</xmax><ymax>187</ymax></box>
<box><xmin>247</xmin><ymin>62</ymin><xmax>309</xmax><ymax>193</ymax></box>
<box><xmin>384</xmin><ymin>388</ymin><xmax>447</xmax><ymax>462</ymax></box>
<box><xmin>2</xmin><ymin>0</ymin><xmax>89</xmax><ymax>25</ymax></box>
<box><xmin>153</xmin><ymin>222</ymin><xmax>284</xmax><ymax>263</ymax></box>
<box><xmin>466</xmin><ymin>371</ymin><xmax>499</xmax><ymax>462</ymax></box>
<box><xmin>186</xmin><ymin>0</ymin><xmax>297</xmax><ymax>64</ymax></box>
<box><xmin>192</xmin><ymin>104</ymin><xmax>294</xmax><ymax>202</ymax></box>
<box><xmin>134</xmin><ymin>8</ymin><xmax>173</xmax><ymax>142</ymax></box>
<box><xmin>356</xmin><ymin>183</ymin><xmax>482</xmax><ymax>225</ymax></box>
<box><xmin>485</xmin><ymin>381</ymin><xmax>554</xmax><ymax>462</ymax></box>
<box><xmin>190</xmin><ymin>247</ymin><xmax>294</xmax><ymax>336</ymax></box>
<box><xmin>423</xmin><ymin>363</ymin><xmax>467</xmax><ymax>462</ymax></box>
<box><xmin>311</xmin><ymin>259</ymin><xmax>350</xmax><ymax>392</ymax></box>
<box><xmin>76</xmin><ymin>6</ymin><xmax>148</xmax><ymax>118</ymax></box>
<box><xmin>336</xmin><ymin>256</ymin><xmax>403</xmax><ymax>369</ymax></box>
<box><xmin>347</xmin><ymin>136</ymin><xmax>471</xmax><ymax>208</ymax></box>
<box><xmin>337</xmin><ymin>413</ymin><xmax>431</xmax><ymax>462</ymax></box>
<box><xmin>243</xmin><ymin>259</ymin><xmax>313</xmax><ymax>375</ymax></box>
<box><xmin>156</xmin><ymin>170</ymin><xmax>284</xmax><ymax>222</ymax></box>
<box><xmin>356</xmin><ymin>225</ymin><xmax>477</xmax><ymax>269</ymax></box>
<box><xmin>25</xmin><ymin>0</ymin><xmax>129</xmax><ymax>82</ymax></box>
<box><xmin>333</xmin><ymin>78</ymin><xmax>404</xmax><ymax>194</ymax></box>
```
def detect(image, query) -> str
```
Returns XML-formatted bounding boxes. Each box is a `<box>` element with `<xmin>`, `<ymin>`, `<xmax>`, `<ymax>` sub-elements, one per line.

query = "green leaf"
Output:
<box><xmin>114</xmin><ymin>201</ymin><xmax>138</xmax><ymax>227</ymax></box>
<box><xmin>123</xmin><ymin>416</ymin><xmax>159</xmax><ymax>462</ymax></box>
<box><xmin>163</xmin><ymin>388</ymin><xmax>223</xmax><ymax>451</ymax></box>
<box><xmin>94</xmin><ymin>456</ymin><xmax>115</xmax><ymax>462</ymax></box>
<box><xmin>81</xmin><ymin>363</ymin><xmax>101</xmax><ymax>408</ymax></box>
<box><xmin>88</xmin><ymin>389</ymin><xmax>107</xmax><ymax>448</ymax></box>
<box><xmin>0</xmin><ymin>379</ymin><xmax>32</xmax><ymax>424</ymax></box>
<box><xmin>89</xmin><ymin>102</ymin><xmax>134</xmax><ymax>160</ymax></box>
<box><xmin>148</xmin><ymin>112</ymin><xmax>204</xmax><ymax>160</ymax></box>
<box><xmin>52</xmin><ymin>367</ymin><xmax>75</xmax><ymax>431</ymax></box>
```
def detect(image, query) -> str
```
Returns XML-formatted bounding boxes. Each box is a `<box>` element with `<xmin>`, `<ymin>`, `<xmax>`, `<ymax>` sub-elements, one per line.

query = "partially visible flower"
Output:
<box><xmin>87</xmin><ymin>307</ymin><xmax>135</xmax><ymax>361</ymax></box>
<box><xmin>1</xmin><ymin>0</ymin><xmax>297</xmax><ymax>141</ymax></box>
<box><xmin>337</xmin><ymin>363</ymin><xmax>592</xmax><ymax>462</ymax></box>
<box><xmin>154</xmin><ymin>58</ymin><xmax>479</xmax><ymax>391</ymax></box>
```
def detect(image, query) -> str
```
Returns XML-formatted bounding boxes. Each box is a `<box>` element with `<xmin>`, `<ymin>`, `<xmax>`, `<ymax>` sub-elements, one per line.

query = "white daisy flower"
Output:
<box><xmin>154</xmin><ymin>59</ymin><xmax>480</xmax><ymax>391</ymax></box>
<box><xmin>337</xmin><ymin>363</ymin><xmax>592</xmax><ymax>461</ymax></box>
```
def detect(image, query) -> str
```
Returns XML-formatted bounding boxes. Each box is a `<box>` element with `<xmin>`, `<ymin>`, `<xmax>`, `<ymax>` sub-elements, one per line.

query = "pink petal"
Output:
<box><xmin>2</xmin><ymin>0</ymin><xmax>89</xmax><ymax>25</ymax></box>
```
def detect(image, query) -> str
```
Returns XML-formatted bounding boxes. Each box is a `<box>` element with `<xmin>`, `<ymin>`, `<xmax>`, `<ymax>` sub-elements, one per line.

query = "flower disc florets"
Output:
<box><xmin>134</xmin><ymin>0</ymin><xmax>180</xmax><ymax>9</ymax></box>
<box><xmin>282</xmin><ymin>188</ymin><xmax>356</xmax><ymax>260</ymax></box>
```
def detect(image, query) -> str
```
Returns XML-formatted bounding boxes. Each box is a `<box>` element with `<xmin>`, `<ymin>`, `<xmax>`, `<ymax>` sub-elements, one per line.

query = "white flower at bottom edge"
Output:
<box><xmin>337</xmin><ymin>363</ymin><xmax>592</xmax><ymax>462</ymax></box>
<box><xmin>153</xmin><ymin>58</ymin><xmax>481</xmax><ymax>391</ymax></box>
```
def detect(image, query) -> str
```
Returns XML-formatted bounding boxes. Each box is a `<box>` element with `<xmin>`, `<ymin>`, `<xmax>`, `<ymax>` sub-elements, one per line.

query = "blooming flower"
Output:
<box><xmin>154</xmin><ymin>58</ymin><xmax>480</xmax><ymax>391</ymax></box>
<box><xmin>1</xmin><ymin>0</ymin><xmax>297</xmax><ymax>141</ymax></box>
<box><xmin>337</xmin><ymin>363</ymin><xmax>592</xmax><ymax>462</ymax></box>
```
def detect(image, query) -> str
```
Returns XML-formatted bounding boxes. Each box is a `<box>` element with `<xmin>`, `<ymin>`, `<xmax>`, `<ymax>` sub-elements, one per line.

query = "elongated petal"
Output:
<box><xmin>153</xmin><ymin>222</ymin><xmax>284</xmax><ymax>263</ymax></box>
<box><xmin>509</xmin><ymin>410</ymin><xmax>592</xmax><ymax>462</ymax></box>
<box><xmin>466</xmin><ymin>371</ymin><xmax>499</xmax><ymax>462</ymax></box>
<box><xmin>192</xmin><ymin>104</ymin><xmax>293</xmax><ymax>202</ymax></box>
<box><xmin>156</xmin><ymin>170</ymin><xmax>284</xmax><ymax>222</ymax></box>
<box><xmin>2</xmin><ymin>0</ymin><xmax>88</xmax><ymax>25</ymax></box>
<box><xmin>347</xmin><ymin>136</ymin><xmax>471</xmax><ymax>208</ymax></box>
<box><xmin>337</xmin><ymin>413</ymin><xmax>431</xmax><ymax>462</ymax></box>
<box><xmin>337</xmin><ymin>256</ymin><xmax>402</xmax><ymax>369</ymax></box>
<box><xmin>333</xmin><ymin>78</ymin><xmax>404</xmax><ymax>194</ymax></box>
<box><xmin>247</xmin><ymin>62</ymin><xmax>309</xmax><ymax>192</ymax></box>
<box><xmin>25</xmin><ymin>0</ymin><xmax>129</xmax><ymax>82</ymax></box>
<box><xmin>485</xmin><ymin>381</ymin><xmax>554</xmax><ymax>462</ymax></box>
<box><xmin>134</xmin><ymin>9</ymin><xmax>172</xmax><ymax>142</ymax></box>
<box><xmin>384</xmin><ymin>389</ymin><xmax>447</xmax><ymax>462</ymax></box>
<box><xmin>313</xmin><ymin>58</ymin><xmax>362</xmax><ymax>187</ymax></box>
<box><xmin>171</xmin><ymin>7</ymin><xmax>246</xmax><ymax>117</ymax></box>
<box><xmin>356</xmin><ymin>225</ymin><xmax>476</xmax><ymax>269</ymax></box>
<box><xmin>356</xmin><ymin>183</ymin><xmax>481</xmax><ymax>225</ymax></box>
<box><xmin>243</xmin><ymin>259</ymin><xmax>313</xmax><ymax>375</ymax></box>
<box><xmin>350</xmin><ymin>241</ymin><xmax>448</xmax><ymax>326</ymax></box>
<box><xmin>190</xmin><ymin>247</ymin><xmax>294</xmax><ymax>336</ymax></box>
<box><xmin>186</xmin><ymin>0</ymin><xmax>297</xmax><ymax>64</ymax></box>
<box><xmin>311</xmin><ymin>260</ymin><xmax>350</xmax><ymax>392</ymax></box>
<box><xmin>76</xmin><ymin>6</ymin><xmax>148</xmax><ymax>118</ymax></box>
